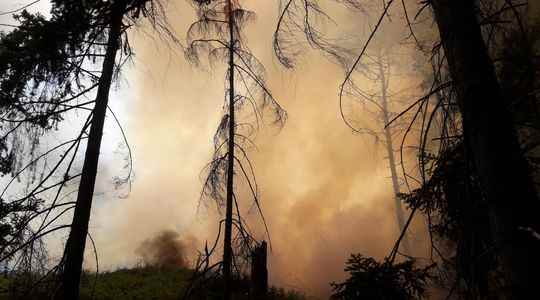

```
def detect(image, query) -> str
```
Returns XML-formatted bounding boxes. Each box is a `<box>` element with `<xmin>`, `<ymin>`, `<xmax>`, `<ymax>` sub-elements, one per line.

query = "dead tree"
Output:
<box><xmin>250</xmin><ymin>241</ymin><xmax>268</xmax><ymax>299</ymax></box>
<box><xmin>185</xmin><ymin>1</ymin><xmax>286</xmax><ymax>299</ymax></box>
<box><xmin>274</xmin><ymin>0</ymin><xmax>412</xmax><ymax>254</ymax></box>
<box><xmin>375</xmin><ymin>53</ymin><xmax>410</xmax><ymax>255</ymax></box>
<box><xmin>341</xmin><ymin>48</ymin><xmax>413</xmax><ymax>255</ymax></box>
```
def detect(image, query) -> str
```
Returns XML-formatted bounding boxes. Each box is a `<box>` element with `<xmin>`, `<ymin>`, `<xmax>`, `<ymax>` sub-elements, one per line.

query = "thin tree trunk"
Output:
<box><xmin>431</xmin><ymin>0</ymin><xmax>540</xmax><ymax>296</ymax></box>
<box><xmin>58</xmin><ymin>2</ymin><xmax>126</xmax><ymax>299</ymax></box>
<box><xmin>377</xmin><ymin>57</ymin><xmax>411</xmax><ymax>255</ymax></box>
<box><xmin>223</xmin><ymin>1</ymin><xmax>235</xmax><ymax>299</ymax></box>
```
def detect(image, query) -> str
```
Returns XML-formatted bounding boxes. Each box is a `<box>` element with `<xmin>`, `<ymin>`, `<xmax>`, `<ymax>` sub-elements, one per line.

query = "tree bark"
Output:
<box><xmin>223</xmin><ymin>1</ymin><xmax>235</xmax><ymax>299</ymax></box>
<box><xmin>431</xmin><ymin>0</ymin><xmax>540</xmax><ymax>296</ymax></box>
<box><xmin>57</xmin><ymin>2</ymin><xmax>126</xmax><ymax>299</ymax></box>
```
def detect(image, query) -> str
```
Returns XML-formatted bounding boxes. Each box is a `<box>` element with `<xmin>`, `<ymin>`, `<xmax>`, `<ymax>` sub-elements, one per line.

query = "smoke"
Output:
<box><xmin>86</xmin><ymin>1</ymin><xmax>430</xmax><ymax>299</ymax></box>
<box><xmin>135</xmin><ymin>230</ymin><xmax>194</xmax><ymax>268</ymax></box>
<box><xmin>244</xmin><ymin>54</ymin><xmax>413</xmax><ymax>296</ymax></box>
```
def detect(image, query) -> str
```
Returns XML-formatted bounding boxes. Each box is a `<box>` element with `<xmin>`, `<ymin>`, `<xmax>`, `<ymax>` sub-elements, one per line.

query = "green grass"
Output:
<box><xmin>80</xmin><ymin>267</ymin><xmax>192</xmax><ymax>300</ymax></box>
<box><xmin>0</xmin><ymin>266</ymin><xmax>310</xmax><ymax>300</ymax></box>
<box><xmin>0</xmin><ymin>276</ymin><xmax>9</xmax><ymax>299</ymax></box>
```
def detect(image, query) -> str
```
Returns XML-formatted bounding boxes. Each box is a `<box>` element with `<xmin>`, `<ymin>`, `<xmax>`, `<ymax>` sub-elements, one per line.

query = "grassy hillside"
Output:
<box><xmin>80</xmin><ymin>267</ymin><xmax>192</xmax><ymax>300</ymax></box>
<box><xmin>0</xmin><ymin>267</ymin><xmax>310</xmax><ymax>300</ymax></box>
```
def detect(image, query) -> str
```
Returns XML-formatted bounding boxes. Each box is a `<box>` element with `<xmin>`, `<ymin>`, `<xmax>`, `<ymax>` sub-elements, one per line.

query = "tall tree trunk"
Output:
<box><xmin>377</xmin><ymin>57</ymin><xmax>411</xmax><ymax>255</ymax></box>
<box><xmin>223</xmin><ymin>1</ymin><xmax>235</xmax><ymax>299</ymax></box>
<box><xmin>431</xmin><ymin>0</ymin><xmax>540</xmax><ymax>296</ymax></box>
<box><xmin>57</xmin><ymin>2</ymin><xmax>126</xmax><ymax>299</ymax></box>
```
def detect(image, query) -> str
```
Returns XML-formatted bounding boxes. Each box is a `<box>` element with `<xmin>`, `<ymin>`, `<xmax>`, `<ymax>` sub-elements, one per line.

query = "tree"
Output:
<box><xmin>330</xmin><ymin>254</ymin><xmax>433</xmax><ymax>300</ymax></box>
<box><xmin>57</xmin><ymin>1</ymin><xmax>128</xmax><ymax>298</ymax></box>
<box><xmin>430</xmin><ymin>0</ymin><xmax>540</xmax><ymax>296</ymax></box>
<box><xmin>342</xmin><ymin>45</ymin><xmax>414</xmax><ymax>255</ymax></box>
<box><xmin>0</xmin><ymin>1</ymin><xmax>108</xmax><ymax>276</ymax></box>
<box><xmin>274</xmin><ymin>0</ymin><xmax>540</xmax><ymax>297</ymax></box>
<box><xmin>375</xmin><ymin>51</ymin><xmax>411</xmax><ymax>255</ymax></box>
<box><xmin>274</xmin><ymin>0</ymin><xmax>416</xmax><ymax>255</ymax></box>
<box><xmin>1</xmin><ymin>1</ymin><xmax>172</xmax><ymax>298</ymax></box>
<box><xmin>185</xmin><ymin>1</ymin><xmax>286</xmax><ymax>299</ymax></box>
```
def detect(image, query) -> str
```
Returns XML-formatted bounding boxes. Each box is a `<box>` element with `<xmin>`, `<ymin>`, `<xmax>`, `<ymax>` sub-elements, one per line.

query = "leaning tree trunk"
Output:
<box><xmin>376</xmin><ymin>56</ymin><xmax>410</xmax><ymax>255</ymax></box>
<box><xmin>57</xmin><ymin>2</ymin><xmax>126</xmax><ymax>299</ymax></box>
<box><xmin>223</xmin><ymin>1</ymin><xmax>235</xmax><ymax>299</ymax></box>
<box><xmin>431</xmin><ymin>0</ymin><xmax>540</xmax><ymax>297</ymax></box>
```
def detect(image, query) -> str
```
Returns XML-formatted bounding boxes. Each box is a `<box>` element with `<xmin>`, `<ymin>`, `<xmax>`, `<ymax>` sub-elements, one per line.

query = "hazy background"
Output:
<box><xmin>1</xmin><ymin>0</ymin><xmax>429</xmax><ymax>298</ymax></box>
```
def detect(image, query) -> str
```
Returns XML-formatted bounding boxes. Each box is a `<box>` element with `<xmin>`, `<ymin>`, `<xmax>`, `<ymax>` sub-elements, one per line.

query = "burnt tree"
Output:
<box><xmin>250</xmin><ymin>241</ymin><xmax>268</xmax><ymax>299</ymax></box>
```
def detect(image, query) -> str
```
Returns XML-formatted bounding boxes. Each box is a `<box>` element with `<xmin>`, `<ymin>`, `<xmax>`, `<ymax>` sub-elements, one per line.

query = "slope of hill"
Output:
<box><xmin>0</xmin><ymin>266</ymin><xmax>310</xmax><ymax>300</ymax></box>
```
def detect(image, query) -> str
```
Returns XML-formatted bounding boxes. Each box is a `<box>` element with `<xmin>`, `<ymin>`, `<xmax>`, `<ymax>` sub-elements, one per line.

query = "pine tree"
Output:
<box><xmin>1</xmin><ymin>1</ymin><xmax>172</xmax><ymax>298</ymax></box>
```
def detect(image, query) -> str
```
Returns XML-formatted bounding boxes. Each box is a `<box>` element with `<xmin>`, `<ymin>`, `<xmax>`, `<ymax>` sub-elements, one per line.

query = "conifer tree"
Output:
<box><xmin>186</xmin><ymin>1</ymin><xmax>286</xmax><ymax>298</ymax></box>
<box><xmin>1</xmin><ymin>1</ymin><xmax>172</xmax><ymax>298</ymax></box>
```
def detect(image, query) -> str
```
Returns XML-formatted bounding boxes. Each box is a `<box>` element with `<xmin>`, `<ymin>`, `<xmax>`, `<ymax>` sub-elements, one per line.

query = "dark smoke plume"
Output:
<box><xmin>135</xmin><ymin>230</ymin><xmax>192</xmax><ymax>268</ymax></box>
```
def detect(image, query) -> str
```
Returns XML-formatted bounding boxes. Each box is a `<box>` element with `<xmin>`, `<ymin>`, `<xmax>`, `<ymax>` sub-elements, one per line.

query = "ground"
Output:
<box><xmin>0</xmin><ymin>266</ymin><xmax>310</xmax><ymax>300</ymax></box>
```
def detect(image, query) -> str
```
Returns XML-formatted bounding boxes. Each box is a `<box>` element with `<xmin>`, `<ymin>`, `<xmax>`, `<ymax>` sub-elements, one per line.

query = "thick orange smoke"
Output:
<box><xmin>88</xmin><ymin>1</ymin><xmax>430</xmax><ymax>299</ymax></box>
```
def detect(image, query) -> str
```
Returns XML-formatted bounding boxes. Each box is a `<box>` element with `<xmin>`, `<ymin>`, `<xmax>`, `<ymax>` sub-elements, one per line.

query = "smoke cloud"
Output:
<box><xmin>135</xmin><ymin>230</ymin><xmax>194</xmax><ymax>268</ymax></box>
<box><xmin>87</xmin><ymin>1</ymin><xmax>430</xmax><ymax>298</ymax></box>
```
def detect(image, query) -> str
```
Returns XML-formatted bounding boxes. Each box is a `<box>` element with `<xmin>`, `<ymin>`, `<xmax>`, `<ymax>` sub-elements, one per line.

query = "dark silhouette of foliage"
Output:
<box><xmin>428</xmin><ymin>2</ymin><xmax>540</xmax><ymax>295</ymax></box>
<box><xmin>402</xmin><ymin>6</ymin><xmax>540</xmax><ymax>298</ymax></box>
<box><xmin>0</xmin><ymin>1</ymin><xmax>174</xmax><ymax>299</ymax></box>
<box><xmin>400</xmin><ymin>141</ymin><xmax>496</xmax><ymax>298</ymax></box>
<box><xmin>0</xmin><ymin>196</ymin><xmax>43</xmax><ymax>259</ymax></box>
<box><xmin>331</xmin><ymin>254</ymin><xmax>434</xmax><ymax>300</ymax></box>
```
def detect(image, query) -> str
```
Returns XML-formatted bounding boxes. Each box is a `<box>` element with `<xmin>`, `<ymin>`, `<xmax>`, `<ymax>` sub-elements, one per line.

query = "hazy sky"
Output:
<box><xmin>1</xmin><ymin>0</ymin><xmax>430</xmax><ymax>298</ymax></box>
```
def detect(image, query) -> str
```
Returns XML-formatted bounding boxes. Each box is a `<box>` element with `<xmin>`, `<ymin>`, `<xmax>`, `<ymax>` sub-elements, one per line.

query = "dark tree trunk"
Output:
<box><xmin>250</xmin><ymin>241</ymin><xmax>268</xmax><ymax>300</ymax></box>
<box><xmin>223</xmin><ymin>1</ymin><xmax>235</xmax><ymax>299</ymax></box>
<box><xmin>57</xmin><ymin>2</ymin><xmax>126</xmax><ymax>299</ymax></box>
<box><xmin>431</xmin><ymin>0</ymin><xmax>540</xmax><ymax>296</ymax></box>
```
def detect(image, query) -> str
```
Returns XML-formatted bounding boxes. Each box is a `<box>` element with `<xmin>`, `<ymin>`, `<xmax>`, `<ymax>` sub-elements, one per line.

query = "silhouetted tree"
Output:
<box><xmin>57</xmin><ymin>1</ymin><xmax>128</xmax><ymax>298</ymax></box>
<box><xmin>331</xmin><ymin>254</ymin><xmax>433</xmax><ymax>300</ymax></box>
<box><xmin>275</xmin><ymin>0</ymin><xmax>540</xmax><ymax>297</ymax></box>
<box><xmin>1</xmin><ymin>1</ymin><xmax>173</xmax><ymax>299</ymax></box>
<box><xmin>430</xmin><ymin>1</ymin><xmax>540</xmax><ymax>296</ymax></box>
<box><xmin>185</xmin><ymin>1</ymin><xmax>286</xmax><ymax>299</ymax></box>
<box><xmin>402</xmin><ymin>3</ymin><xmax>540</xmax><ymax>297</ymax></box>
